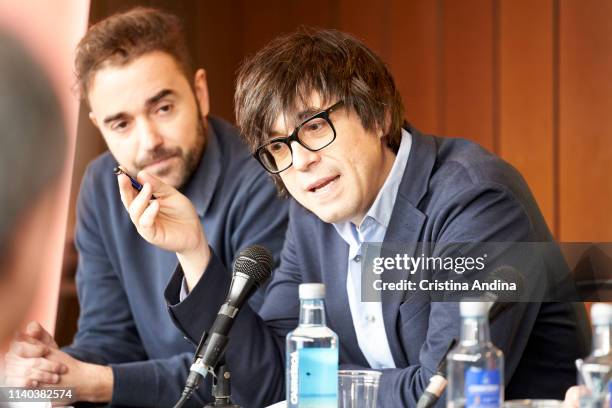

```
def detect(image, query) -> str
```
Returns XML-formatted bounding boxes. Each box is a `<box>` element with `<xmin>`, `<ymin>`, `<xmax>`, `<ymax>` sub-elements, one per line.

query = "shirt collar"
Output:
<box><xmin>181</xmin><ymin>119</ymin><xmax>222</xmax><ymax>217</ymax></box>
<box><xmin>366</xmin><ymin>128</ymin><xmax>412</xmax><ymax>229</ymax></box>
<box><xmin>333</xmin><ymin>128</ymin><xmax>412</xmax><ymax>245</ymax></box>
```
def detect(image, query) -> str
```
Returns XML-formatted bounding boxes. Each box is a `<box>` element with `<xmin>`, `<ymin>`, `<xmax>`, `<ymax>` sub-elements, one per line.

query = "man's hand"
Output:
<box><xmin>117</xmin><ymin>171</ymin><xmax>211</xmax><ymax>290</ymax></box>
<box><xmin>4</xmin><ymin>321</ymin><xmax>113</xmax><ymax>403</ymax></box>
<box><xmin>5</xmin><ymin>321</ymin><xmax>66</xmax><ymax>388</ymax></box>
<box><xmin>45</xmin><ymin>348</ymin><xmax>113</xmax><ymax>403</ymax></box>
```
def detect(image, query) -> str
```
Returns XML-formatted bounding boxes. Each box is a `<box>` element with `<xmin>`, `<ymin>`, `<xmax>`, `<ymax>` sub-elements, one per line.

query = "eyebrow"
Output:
<box><xmin>266</xmin><ymin>106</ymin><xmax>326</xmax><ymax>140</ymax></box>
<box><xmin>102</xmin><ymin>89</ymin><xmax>175</xmax><ymax>125</ymax></box>
<box><xmin>103</xmin><ymin>111</ymin><xmax>128</xmax><ymax>125</ymax></box>
<box><xmin>146</xmin><ymin>89</ymin><xmax>174</xmax><ymax>107</ymax></box>
<box><xmin>296</xmin><ymin>107</ymin><xmax>323</xmax><ymax>122</ymax></box>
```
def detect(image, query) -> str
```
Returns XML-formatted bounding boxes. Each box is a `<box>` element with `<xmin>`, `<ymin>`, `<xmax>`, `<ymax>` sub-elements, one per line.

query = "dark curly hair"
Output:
<box><xmin>235</xmin><ymin>28</ymin><xmax>405</xmax><ymax>194</ymax></box>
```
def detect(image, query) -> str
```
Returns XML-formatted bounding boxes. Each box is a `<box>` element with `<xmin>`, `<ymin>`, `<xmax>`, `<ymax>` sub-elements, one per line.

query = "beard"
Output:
<box><xmin>133</xmin><ymin>116</ymin><xmax>207</xmax><ymax>189</ymax></box>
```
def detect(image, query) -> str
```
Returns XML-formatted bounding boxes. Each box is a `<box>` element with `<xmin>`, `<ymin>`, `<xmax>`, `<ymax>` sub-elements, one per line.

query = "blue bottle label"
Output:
<box><xmin>288</xmin><ymin>347</ymin><xmax>338</xmax><ymax>408</ymax></box>
<box><xmin>608</xmin><ymin>380</ymin><xmax>612</xmax><ymax>408</ymax></box>
<box><xmin>465</xmin><ymin>367</ymin><xmax>501</xmax><ymax>408</ymax></box>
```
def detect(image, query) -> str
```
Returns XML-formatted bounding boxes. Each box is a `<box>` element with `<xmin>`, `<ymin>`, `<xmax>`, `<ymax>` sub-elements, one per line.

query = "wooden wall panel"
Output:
<box><xmin>237</xmin><ymin>0</ymin><xmax>335</xmax><ymax>58</ymax></box>
<box><xmin>498</xmin><ymin>0</ymin><xmax>555</xmax><ymax>230</ymax></box>
<box><xmin>388</xmin><ymin>0</ymin><xmax>441</xmax><ymax>135</ymax></box>
<box><xmin>559</xmin><ymin>0</ymin><xmax>612</xmax><ymax>240</ymax></box>
<box><xmin>188</xmin><ymin>1</ymin><xmax>243</xmax><ymax>122</ymax></box>
<box><xmin>442</xmin><ymin>0</ymin><xmax>494</xmax><ymax>150</ymax></box>
<box><xmin>337</xmin><ymin>0</ymin><xmax>389</xmax><ymax>59</ymax></box>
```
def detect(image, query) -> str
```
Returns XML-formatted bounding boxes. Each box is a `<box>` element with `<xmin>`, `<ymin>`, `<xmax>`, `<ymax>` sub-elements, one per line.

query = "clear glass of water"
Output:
<box><xmin>338</xmin><ymin>370</ymin><xmax>381</xmax><ymax>408</ymax></box>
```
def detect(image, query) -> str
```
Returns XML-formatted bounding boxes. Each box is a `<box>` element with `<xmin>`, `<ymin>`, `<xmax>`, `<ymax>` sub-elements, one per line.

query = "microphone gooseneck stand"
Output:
<box><xmin>203</xmin><ymin>361</ymin><xmax>240</xmax><ymax>408</ymax></box>
<box><xmin>173</xmin><ymin>245</ymin><xmax>274</xmax><ymax>408</ymax></box>
<box><xmin>172</xmin><ymin>341</ymin><xmax>242</xmax><ymax>408</ymax></box>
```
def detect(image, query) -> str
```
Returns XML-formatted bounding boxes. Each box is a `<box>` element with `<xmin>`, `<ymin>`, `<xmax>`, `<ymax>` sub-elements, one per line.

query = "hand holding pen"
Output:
<box><xmin>114</xmin><ymin>166</ymin><xmax>212</xmax><ymax>290</ymax></box>
<box><xmin>113</xmin><ymin>166</ymin><xmax>153</xmax><ymax>197</ymax></box>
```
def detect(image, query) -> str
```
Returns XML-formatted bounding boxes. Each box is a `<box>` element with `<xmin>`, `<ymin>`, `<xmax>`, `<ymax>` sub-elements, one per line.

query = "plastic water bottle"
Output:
<box><xmin>578</xmin><ymin>303</ymin><xmax>612</xmax><ymax>408</ymax></box>
<box><xmin>446</xmin><ymin>301</ymin><xmax>504</xmax><ymax>408</ymax></box>
<box><xmin>286</xmin><ymin>283</ymin><xmax>339</xmax><ymax>408</ymax></box>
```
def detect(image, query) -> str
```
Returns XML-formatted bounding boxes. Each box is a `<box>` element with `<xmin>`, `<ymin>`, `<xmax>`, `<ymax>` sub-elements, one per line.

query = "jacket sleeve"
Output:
<box><xmin>165</xmin><ymin>201</ymin><xmax>303</xmax><ymax>407</ymax></box>
<box><xmin>226</xmin><ymin>170</ymin><xmax>290</xmax><ymax>311</ymax></box>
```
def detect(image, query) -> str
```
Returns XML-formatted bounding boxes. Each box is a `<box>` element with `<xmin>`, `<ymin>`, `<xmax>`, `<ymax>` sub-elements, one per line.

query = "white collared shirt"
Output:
<box><xmin>332</xmin><ymin>129</ymin><xmax>412</xmax><ymax>369</ymax></box>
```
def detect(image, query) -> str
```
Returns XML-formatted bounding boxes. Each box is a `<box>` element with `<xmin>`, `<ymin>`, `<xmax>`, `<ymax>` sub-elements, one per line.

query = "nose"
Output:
<box><xmin>290</xmin><ymin>141</ymin><xmax>319</xmax><ymax>171</ymax></box>
<box><xmin>137</xmin><ymin>118</ymin><xmax>163</xmax><ymax>151</ymax></box>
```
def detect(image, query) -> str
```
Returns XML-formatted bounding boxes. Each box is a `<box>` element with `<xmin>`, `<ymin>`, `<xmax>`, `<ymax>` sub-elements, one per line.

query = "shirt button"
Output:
<box><xmin>365</xmin><ymin>315</ymin><xmax>376</xmax><ymax>324</ymax></box>
<box><xmin>354</xmin><ymin>255</ymin><xmax>362</xmax><ymax>262</ymax></box>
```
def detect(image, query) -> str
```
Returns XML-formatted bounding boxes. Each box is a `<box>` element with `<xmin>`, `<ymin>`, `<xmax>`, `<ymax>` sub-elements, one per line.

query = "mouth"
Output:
<box><xmin>306</xmin><ymin>175</ymin><xmax>340</xmax><ymax>194</ymax></box>
<box><xmin>143</xmin><ymin>154</ymin><xmax>178</xmax><ymax>169</ymax></box>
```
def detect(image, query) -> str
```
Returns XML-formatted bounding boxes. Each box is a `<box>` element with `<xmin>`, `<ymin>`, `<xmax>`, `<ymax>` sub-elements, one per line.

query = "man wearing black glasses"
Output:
<box><xmin>120</xmin><ymin>29</ymin><xmax>589</xmax><ymax>407</ymax></box>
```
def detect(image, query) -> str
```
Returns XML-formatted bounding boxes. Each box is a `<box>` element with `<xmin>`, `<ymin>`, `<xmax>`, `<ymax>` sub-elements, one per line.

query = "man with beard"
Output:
<box><xmin>119</xmin><ymin>29</ymin><xmax>589</xmax><ymax>407</ymax></box>
<box><xmin>4</xmin><ymin>8</ymin><xmax>288</xmax><ymax>407</ymax></box>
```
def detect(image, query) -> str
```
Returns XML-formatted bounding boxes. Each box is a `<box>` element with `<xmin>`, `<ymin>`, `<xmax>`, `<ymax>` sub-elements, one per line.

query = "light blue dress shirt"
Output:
<box><xmin>332</xmin><ymin>129</ymin><xmax>412</xmax><ymax>369</ymax></box>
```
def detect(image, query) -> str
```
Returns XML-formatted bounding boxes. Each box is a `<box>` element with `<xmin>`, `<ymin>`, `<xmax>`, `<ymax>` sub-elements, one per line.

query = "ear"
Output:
<box><xmin>88</xmin><ymin>112</ymin><xmax>99</xmax><ymax>128</ymax></box>
<box><xmin>194</xmin><ymin>69</ymin><xmax>210</xmax><ymax>117</ymax></box>
<box><xmin>378</xmin><ymin>110</ymin><xmax>392</xmax><ymax>139</ymax></box>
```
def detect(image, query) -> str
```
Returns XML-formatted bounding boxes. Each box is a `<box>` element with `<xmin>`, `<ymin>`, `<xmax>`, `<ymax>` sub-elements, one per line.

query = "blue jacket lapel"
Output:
<box><xmin>380</xmin><ymin>127</ymin><xmax>436</xmax><ymax>367</ymax></box>
<box><xmin>321</xmin><ymin>225</ymin><xmax>370</xmax><ymax>367</ymax></box>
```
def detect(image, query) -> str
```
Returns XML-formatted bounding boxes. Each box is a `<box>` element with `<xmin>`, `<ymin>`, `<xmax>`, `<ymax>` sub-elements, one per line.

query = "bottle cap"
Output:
<box><xmin>299</xmin><ymin>283</ymin><xmax>325</xmax><ymax>300</ymax></box>
<box><xmin>460</xmin><ymin>301</ymin><xmax>493</xmax><ymax>317</ymax></box>
<box><xmin>591</xmin><ymin>303</ymin><xmax>612</xmax><ymax>325</ymax></box>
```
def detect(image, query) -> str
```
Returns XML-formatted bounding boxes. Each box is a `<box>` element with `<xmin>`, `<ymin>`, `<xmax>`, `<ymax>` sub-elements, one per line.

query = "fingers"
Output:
<box><xmin>4</xmin><ymin>364</ymin><xmax>60</xmax><ymax>384</ymax></box>
<box><xmin>127</xmin><ymin>182</ymin><xmax>156</xmax><ymax>229</ymax></box>
<box><xmin>117</xmin><ymin>173</ymin><xmax>137</xmax><ymax>210</ymax></box>
<box><xmin>5</xmin><ymin>354</ymin><xmax>67</xmax><ymax>374</ymax></box>
<box><xmin>137</xmin><ymin>170</ymin><xmax>177</xmax><ymax>198</ymax></box>
<box><xmin>9</xmin><ymin>337</ymin><xmax>49</xmax><ymax>358</ymax></box>
<box><xmin>24</xmin><ymin>321</ymin><xmax>57</xmax><ymax>348</ymax></box>
<box><xmin>3</xmin><ymin>355</ymin><xmax>65</xmax><ymax>388</ymax></box>
<box><xmin>4</xmin><ymin>376</ymin><xmax>40</xmax><ymax>388</ymax></box>
<box><xmin>139</xmin><ymin>199</ymin><xmax>160</xmax><ymax>228</ymax></box>
<box><xmin>118</xmin><ymin>174</ymin><xmax>159</xmax><ymax>231</ymax></box>
<box><xmin>118</xmin><ymin>169</ymin><xmax>177</xmax><ymax>206</ymax></box>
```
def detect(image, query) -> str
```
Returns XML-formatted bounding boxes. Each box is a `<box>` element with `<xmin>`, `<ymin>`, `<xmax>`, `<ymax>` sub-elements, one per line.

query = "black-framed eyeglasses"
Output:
<box><xmin>254</xmin><ymin>101</ymin><xmax>344</xmax><ymax>174</ymax></box>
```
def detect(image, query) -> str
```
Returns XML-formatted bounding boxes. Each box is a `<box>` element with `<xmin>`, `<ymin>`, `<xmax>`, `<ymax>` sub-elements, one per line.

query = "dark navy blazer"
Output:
<box><xmin>166</xmin><ymin>126</ymin><xmax>589</xmax><ymax>407</ymax></box>
<box><xmin>63</xmin><ymin>117</ymin><xmax>289</xmax><ymax>407</ymax></box>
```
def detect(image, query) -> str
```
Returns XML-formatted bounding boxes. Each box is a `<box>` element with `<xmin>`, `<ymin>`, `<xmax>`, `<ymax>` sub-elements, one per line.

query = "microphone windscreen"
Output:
<box><xmin>233</xmin><ymin>245</ymin><xmax>274</xmax><ymax>285</ymax></box>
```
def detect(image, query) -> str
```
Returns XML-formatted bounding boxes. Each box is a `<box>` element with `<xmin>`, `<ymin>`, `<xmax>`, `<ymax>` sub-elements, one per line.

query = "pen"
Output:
<box><xmin>113</xmin><ymin>165</ymin><xmax>156</xmax><ymax>199</ymax></box>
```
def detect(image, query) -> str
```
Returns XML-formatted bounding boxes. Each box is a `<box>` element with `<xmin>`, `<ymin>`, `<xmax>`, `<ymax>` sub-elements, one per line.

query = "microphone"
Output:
<box><xmin>416</xmin><ymin>338</ymin><xmax>457</xmax><ymax>408</ymax></box>
<box><xmin>175</xmin><ymin>245</ymin><xmax>273</xmax><ymax>407</ymax></box>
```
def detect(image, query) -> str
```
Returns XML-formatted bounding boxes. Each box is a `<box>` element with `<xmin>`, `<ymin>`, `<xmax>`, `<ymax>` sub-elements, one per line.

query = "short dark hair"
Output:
<box><xmin>0</xmin><ymin>31</ymin><xmax>66</xmax><ymax>254</ymax></box>
<box><xmin>75</xmin><ymin>7</ymin><xmax>192</xmax><ymax>100</ymax></box>
<box><xmin>234</xmin><ymin>28</ymin><xmax>405</xmax><ymax>192</ymax></box>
